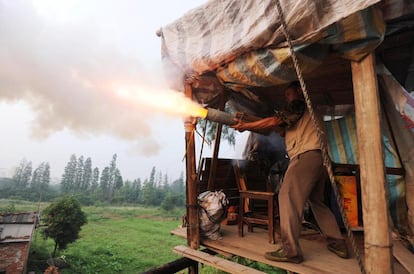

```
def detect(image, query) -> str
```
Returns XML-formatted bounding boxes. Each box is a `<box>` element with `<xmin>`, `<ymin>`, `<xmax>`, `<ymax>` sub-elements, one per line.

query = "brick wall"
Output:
<box><xmin>0</xmin><ymin>242</ymin><xmax>29</xmax><ymax>274</ymax></box>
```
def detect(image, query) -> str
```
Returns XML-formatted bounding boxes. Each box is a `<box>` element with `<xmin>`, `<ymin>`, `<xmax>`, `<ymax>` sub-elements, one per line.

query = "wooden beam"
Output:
<box><xmin>184</xmin><ymin>83</ymin><xmax>200</xmax><ymax>252</ymax></box>
<box><xmin>351</xmin><ymin>53</ymin><xmax>393</xmax><ymax>273</ymax></box>
<box><xmin>173</xmin><ymin>245</ymin><xmax>266</xmax><ymax>274</ymax></box>
<box><xmin>142</xmin><ymin>257</ymin><xmax>198</xmax><ymax>274</ymax></box>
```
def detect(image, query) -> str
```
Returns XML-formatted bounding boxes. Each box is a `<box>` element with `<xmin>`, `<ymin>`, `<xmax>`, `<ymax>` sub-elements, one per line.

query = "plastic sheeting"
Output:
<box><xmin>216</xmin><ymin>7</ymin><xmax>385</xmax><ymax>88</ymax></box>
<box><xmin>160</xmin><ymin>0</ymin><xmax>381</xmax><ymax>77</ymax></box>
<box><xmin>325</xmin><ymin>112</ymin><xmax>409</xmax><ymax>233</ymax></box>
<box><xmin>378</xmin><ymin>66</ymin><xmax>414</xmax><ymax>132</ymax></box>
<box><xmin>378</xmin><ymin>64</ymin><xmax>414</xmax><ymax>234</ymax></box>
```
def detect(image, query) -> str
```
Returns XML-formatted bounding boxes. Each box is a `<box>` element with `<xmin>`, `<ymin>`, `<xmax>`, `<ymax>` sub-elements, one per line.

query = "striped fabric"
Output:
<box><xmin>217</xmin><ymin>43</ymin><xmax>330</xmax><ymax>88</ymax></box>
<box><xmin>320</xmin><ymin>6</ymin><xmax>385</xmax><ymax>61</ymax></box>
<box><xmin>216</xmin><ymin>6</ymin><xmax>385</xmax><ymax>88</ymax></box>
<box><xmin>325</xmin><ymin>115</ymin><xmax>359</xmax><ymax>165</ymax></box>
<box><xmin>325</xmin><ymin>114</ymin><xmax>409</xmax><ymax>232</ymax></box>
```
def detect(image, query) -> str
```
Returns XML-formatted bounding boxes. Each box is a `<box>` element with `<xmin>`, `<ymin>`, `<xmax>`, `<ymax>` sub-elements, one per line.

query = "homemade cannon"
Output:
<box><xmin>203</xmin><ymin>107</ymin><xmax>261</xmax><ymax>126</ymax></box>
<box><xmin>202</xmin><ymin>107</ymin><xmax>277</xmax><ymax>135</ymax></box>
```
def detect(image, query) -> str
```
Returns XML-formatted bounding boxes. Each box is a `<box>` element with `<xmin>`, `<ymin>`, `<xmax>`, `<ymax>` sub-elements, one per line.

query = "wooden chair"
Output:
<box><xmin>233</xmin><ymin>160</ymin><xmax>277</xmax><ymax>244</ymax></box>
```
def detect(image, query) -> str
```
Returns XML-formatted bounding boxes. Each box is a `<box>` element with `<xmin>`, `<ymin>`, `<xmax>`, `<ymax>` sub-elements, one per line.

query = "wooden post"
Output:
<box><xmin>207</xmin><ymin>97</ymin><xmax>225</xmax><ymax>190</ymax></box>
<box><xmin>207</xmin><ymin>123</ymin><xmax>223</xmax><ymax>190</ymax></box>
<box><xmin>351</xmin><ymin>53</ymin><xmax>393</xmax><ymax>273</ymax></box>
<box><xmin>184</xmin><ymin>83</ymin><xmax>200</xmax><ymax>274</ymax></box>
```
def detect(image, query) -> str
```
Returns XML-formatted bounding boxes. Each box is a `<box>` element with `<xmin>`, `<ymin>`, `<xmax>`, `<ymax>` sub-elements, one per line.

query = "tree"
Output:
<box><xmin>81</xmin><ymin>157</ymin><xmax>92</xmax><ymax>191</ymax></box>
<box><xmin>100</xmin><ymin>167</ymin><xmax>110</xmax><ymax>200</ymax></box>
<box><xmin>140</xmin><ymin>178</ymin><xmax>155</xmax><ymax>206</ymax></box>
<box><xmin>171</xmin><ymin>173</ymin><xmax>185</xmax><ymax>194</ymax></box>
<box><xmin>100</xmin><ymin>154</ymin><xmax>123</xmax><ymax>202</ymax></box>
<box><xmin>109</xmin><ymin>154</ymin><xmax>123</xmax><ymax>198</ymax></box>
<box><xmin>74</xmin><ymin>156</ymin><xmax>84</xmax><ymax>190</ymax></box>
<box><xmin>31</xmin><ymin>162</ymin><xmax>50</xmax><ymax>195</ymax></box>
<box><xmin>132</xmin><ymin>178</ymin><xmax>142</xmax><ymax>203</ymax></box>
<box><xmin>42</xmin><ymin>196</ymin><xmax>87</xmax><ymax>256</ymax></box>
<box><xmin>91</xmin><ymin>167</ymin><xmax>99</xmax><ymax>191</ymax></box>
<box><xmin>61</xmin><ymin>155</ymin><xmax>77</xmax><ymax>193</ymax></box>
<box><xmin>12</xmin><ymin>158</ymin><xmax>32</xmax><ymax>188</ymax></box>
<box><xmin>42</xmin><ymin>162</ymin><xmax>51</xmax><ymax>189</ymax></box>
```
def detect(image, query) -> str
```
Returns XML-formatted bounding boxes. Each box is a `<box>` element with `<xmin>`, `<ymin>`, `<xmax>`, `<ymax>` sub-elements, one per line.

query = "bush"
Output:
<box><xmin>42</xmin><ymin>196</ymin><xmax>87</xmax><ymax>256</ymax></box>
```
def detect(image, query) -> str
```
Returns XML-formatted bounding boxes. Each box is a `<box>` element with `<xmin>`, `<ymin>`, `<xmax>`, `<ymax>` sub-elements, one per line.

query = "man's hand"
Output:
<box><xmin>231</xmin><ymin>118</ymin><xmax>248</xmax><ymax>132</ymax></box>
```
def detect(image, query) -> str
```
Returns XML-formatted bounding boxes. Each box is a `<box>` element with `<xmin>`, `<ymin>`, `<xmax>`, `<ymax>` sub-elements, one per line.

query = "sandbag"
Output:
<box><xmin>198</xmin><ymin>190</ymin><xmax>228</xmax><ymax>240</ymax></box>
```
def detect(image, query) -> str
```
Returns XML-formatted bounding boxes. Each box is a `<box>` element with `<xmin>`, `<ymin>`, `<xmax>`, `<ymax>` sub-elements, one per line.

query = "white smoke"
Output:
<box><xmin>0</xmin><ymin>0</ymin><xmax>182</xmax><ymax>156</ymax></box>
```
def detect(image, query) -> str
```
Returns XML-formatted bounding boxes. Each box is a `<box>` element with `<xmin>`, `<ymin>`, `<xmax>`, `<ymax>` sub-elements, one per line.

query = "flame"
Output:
<box><xmin>115</xmin><ymin>86</ymin><xmax>208</xmax><ymax>119</ymax></box>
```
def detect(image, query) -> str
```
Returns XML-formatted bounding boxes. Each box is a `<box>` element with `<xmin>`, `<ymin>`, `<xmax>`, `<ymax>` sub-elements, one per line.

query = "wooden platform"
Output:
<box><xmin>171</xmin><ymin>224</ymin><xmax>413</xmax><ymax>273</ymax></box>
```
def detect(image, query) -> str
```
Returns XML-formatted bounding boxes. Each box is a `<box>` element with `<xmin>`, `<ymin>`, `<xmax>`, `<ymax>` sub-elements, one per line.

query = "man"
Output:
<box><xmin>232</xmin><ymin>82</ymin><xmax>349</xmax><ymax>263</ymax></box>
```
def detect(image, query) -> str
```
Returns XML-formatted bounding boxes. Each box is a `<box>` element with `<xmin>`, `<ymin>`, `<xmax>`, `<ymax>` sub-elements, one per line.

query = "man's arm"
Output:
<box><xmin>231</xmin><ymin>116</ymin><xmax>283</xmax><ymax>132</ymax></box>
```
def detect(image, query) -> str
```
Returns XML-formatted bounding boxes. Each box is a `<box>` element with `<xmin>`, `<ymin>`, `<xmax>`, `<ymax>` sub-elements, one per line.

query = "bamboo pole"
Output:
<box><xmin>351</xmin><ymin>53</ymin><xmax>393</xmax><ymax>273</ymax></box>
<box><xmin>184</xmin><ymin>83</ymin><xmax>200</xmax><ymax>254</ymax></box>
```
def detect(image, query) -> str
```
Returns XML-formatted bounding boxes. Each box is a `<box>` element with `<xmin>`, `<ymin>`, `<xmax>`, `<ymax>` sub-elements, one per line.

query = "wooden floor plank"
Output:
<box><xmin>173</xmin><ymin>245</ymin><xmax>266</xmax><ymax>274</ymax></box>
<box><xmin>393</xmin><ymin>239</ymin><xmax>414</xmax><ymax>273</ymax></box>
<box><xmin>171</xmin><ymin>225</ymin><xmax>411</xmax><ymax>274</ymax></box>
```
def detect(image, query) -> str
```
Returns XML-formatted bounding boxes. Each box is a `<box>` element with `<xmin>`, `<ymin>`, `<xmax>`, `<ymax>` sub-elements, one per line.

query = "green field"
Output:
<box><xmin>1</xmin><ymin>199</ymin><xmax>284</xmax><ymax>273</ymax></box>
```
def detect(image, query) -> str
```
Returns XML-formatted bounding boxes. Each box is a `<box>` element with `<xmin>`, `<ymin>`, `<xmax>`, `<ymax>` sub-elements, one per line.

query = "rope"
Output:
<box><xmin>199</xmin><ymin>202</ymin><xmax>228</xmax><ymax>224</ymax></box>
<box><xmin>274</xmin><ymin>1</ymin><xmax>366</xmax><ymax>273</ymax></box>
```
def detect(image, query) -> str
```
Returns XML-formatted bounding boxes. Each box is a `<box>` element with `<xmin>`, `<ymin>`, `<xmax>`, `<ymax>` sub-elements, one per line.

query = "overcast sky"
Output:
<box><xmin>0</xmin><ymin>0</ymin><xmax>247</xmax><ymax>182</ymax></box>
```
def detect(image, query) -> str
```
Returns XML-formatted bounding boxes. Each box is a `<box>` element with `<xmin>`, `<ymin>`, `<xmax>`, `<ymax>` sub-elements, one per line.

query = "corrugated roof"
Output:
<box><xmin>0</xmin><ymin>212</ymin><xmax>38</xmax><ymax>243</ymax></box>
<box><xmin>0</xmin><ymin>212</ymin><xmax>37</xmax><ymax>224</ymax></box>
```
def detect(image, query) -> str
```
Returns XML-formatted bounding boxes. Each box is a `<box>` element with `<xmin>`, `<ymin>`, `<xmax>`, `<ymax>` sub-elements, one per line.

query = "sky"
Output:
<box><xmin>0</xmin><ymin>0</ymin><xmax>247</xmax><ymax>182</ymax></box>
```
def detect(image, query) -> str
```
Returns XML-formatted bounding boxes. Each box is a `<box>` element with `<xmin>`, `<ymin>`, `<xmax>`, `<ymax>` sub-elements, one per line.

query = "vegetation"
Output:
<box><xmin>0</xmin><ymin>154</ymin><xmax>186</xmax><ymax>210</ymax></box>
<box><xmin>42</xmin><ymin>196</ymin><xmax>87</xmax><ymax>256</ymax></box>
<box><xmin>1</xmin><ymin>200</ymin><xmax>285</xmax><ymax>274</ymax></box>
<box><xmin>30</xmin><ymin>203</ymin><xmax>187</xmax><ymax>273</ymax></box>
<box><xmin>0</xmin><ymin>146</ymin><xmax>286</xmax><ymax>273</ymax></box>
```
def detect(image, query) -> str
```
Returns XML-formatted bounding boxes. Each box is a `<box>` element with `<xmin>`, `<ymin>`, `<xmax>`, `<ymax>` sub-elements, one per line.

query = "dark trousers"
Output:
<box><xmin>279</xmin><ymin>150</ymin><xmax>343</xmax><ymax>257</ymax></box>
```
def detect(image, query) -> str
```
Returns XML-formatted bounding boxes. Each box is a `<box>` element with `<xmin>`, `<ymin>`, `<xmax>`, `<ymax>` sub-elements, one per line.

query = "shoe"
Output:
<box><xmin>327</xmin><ymin>239</ymin><xmax>350</xmax><ymax>259</ymax></box>
<box><xmin>264</xmin><ymin>248</ymin><xmax>303</xmax><ymax>264</ymax></box>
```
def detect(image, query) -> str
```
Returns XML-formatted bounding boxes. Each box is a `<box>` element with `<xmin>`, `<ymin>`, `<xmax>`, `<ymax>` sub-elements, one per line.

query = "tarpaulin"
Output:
<box><xmin>216</xmin><ymin>7</ymin><xmax>385</xmax><ymax>88</ymax></box>
<box><xmin>325</xmin><ymin>112</ymin><xmax>409</xmax><ymax>233</ymax></box>
<box><xmin>160</xmin><ymin>0</ymin><xmax>381</xmax><ymax>77</ymax></box>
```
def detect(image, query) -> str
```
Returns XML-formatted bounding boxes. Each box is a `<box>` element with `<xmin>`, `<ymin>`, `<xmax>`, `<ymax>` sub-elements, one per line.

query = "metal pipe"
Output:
<box><xmin>204</xmin><ymin>107</ymin><xmax>261</xmax><ymax>126</ymax></box>
<box><xmin>205</xmin><ymin>108</ymin><xmax>238</xmax><ymax>126</ymax></box>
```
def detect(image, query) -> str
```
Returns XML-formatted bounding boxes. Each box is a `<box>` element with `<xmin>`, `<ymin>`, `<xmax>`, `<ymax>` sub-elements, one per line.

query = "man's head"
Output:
<box><xmin>284</xmin><ymin>81</ymin><xmax>303</xmax><ymax>103</ymax></box>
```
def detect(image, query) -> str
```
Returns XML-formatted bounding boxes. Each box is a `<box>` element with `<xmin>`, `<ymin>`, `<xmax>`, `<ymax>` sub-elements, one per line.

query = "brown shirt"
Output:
<box><xmin>284</xmin><ymin>110</ymin><xmax>324</xmax><ymax>159</ymax></box>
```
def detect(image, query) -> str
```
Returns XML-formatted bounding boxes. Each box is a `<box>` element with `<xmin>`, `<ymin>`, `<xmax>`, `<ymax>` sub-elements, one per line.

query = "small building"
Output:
<box><xmin>0</xmin><ymin>212</ymin><xmax>39</xmax><ymax>274</ymax></box>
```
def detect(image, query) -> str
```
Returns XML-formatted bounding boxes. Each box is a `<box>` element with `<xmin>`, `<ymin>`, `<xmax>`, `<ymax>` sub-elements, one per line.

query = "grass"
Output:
<box><xmin>1</xmin><ymin>199</ymin><xmax>285</xmax><ymax>273</ymax></box>
<box><xmin>0</xmin><ymin>198</ymin><xmax>47</xmax><ymax>212</ymax></box>
<box><xmin>31</xmin><ymin>205</ymin><xmax>187</xmax><ymax>273</ymax></box>
<box><xmin>62</xmin><ymin>217</ymin><xmax>185</xmax><ymax>273</ymax></box>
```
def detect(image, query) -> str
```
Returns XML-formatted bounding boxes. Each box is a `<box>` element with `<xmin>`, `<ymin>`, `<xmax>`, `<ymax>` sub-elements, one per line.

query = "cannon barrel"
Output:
<box><xmin>205</xmin><ymin>108</ymin><xmax>238</xmax><ymax>126</ymax></box>
<box><xmin>204</xmin><ymin>107</ymin><xmax>261</xmax><ymax>126</ymax></box>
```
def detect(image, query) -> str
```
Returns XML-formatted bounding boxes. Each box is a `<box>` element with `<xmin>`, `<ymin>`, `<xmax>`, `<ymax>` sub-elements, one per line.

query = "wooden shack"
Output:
<box><xmin>157</xmin><ymin>1</ymin><xmax>414</xmax><ymax>273</ymax></box>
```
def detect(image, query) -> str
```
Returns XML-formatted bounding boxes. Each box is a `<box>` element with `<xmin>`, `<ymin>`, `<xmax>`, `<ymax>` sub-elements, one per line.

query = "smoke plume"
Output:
<box><xmin>0</xmin><ymin>0</ymin><xmax>188</xmax><ymax>156</ymax></box>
